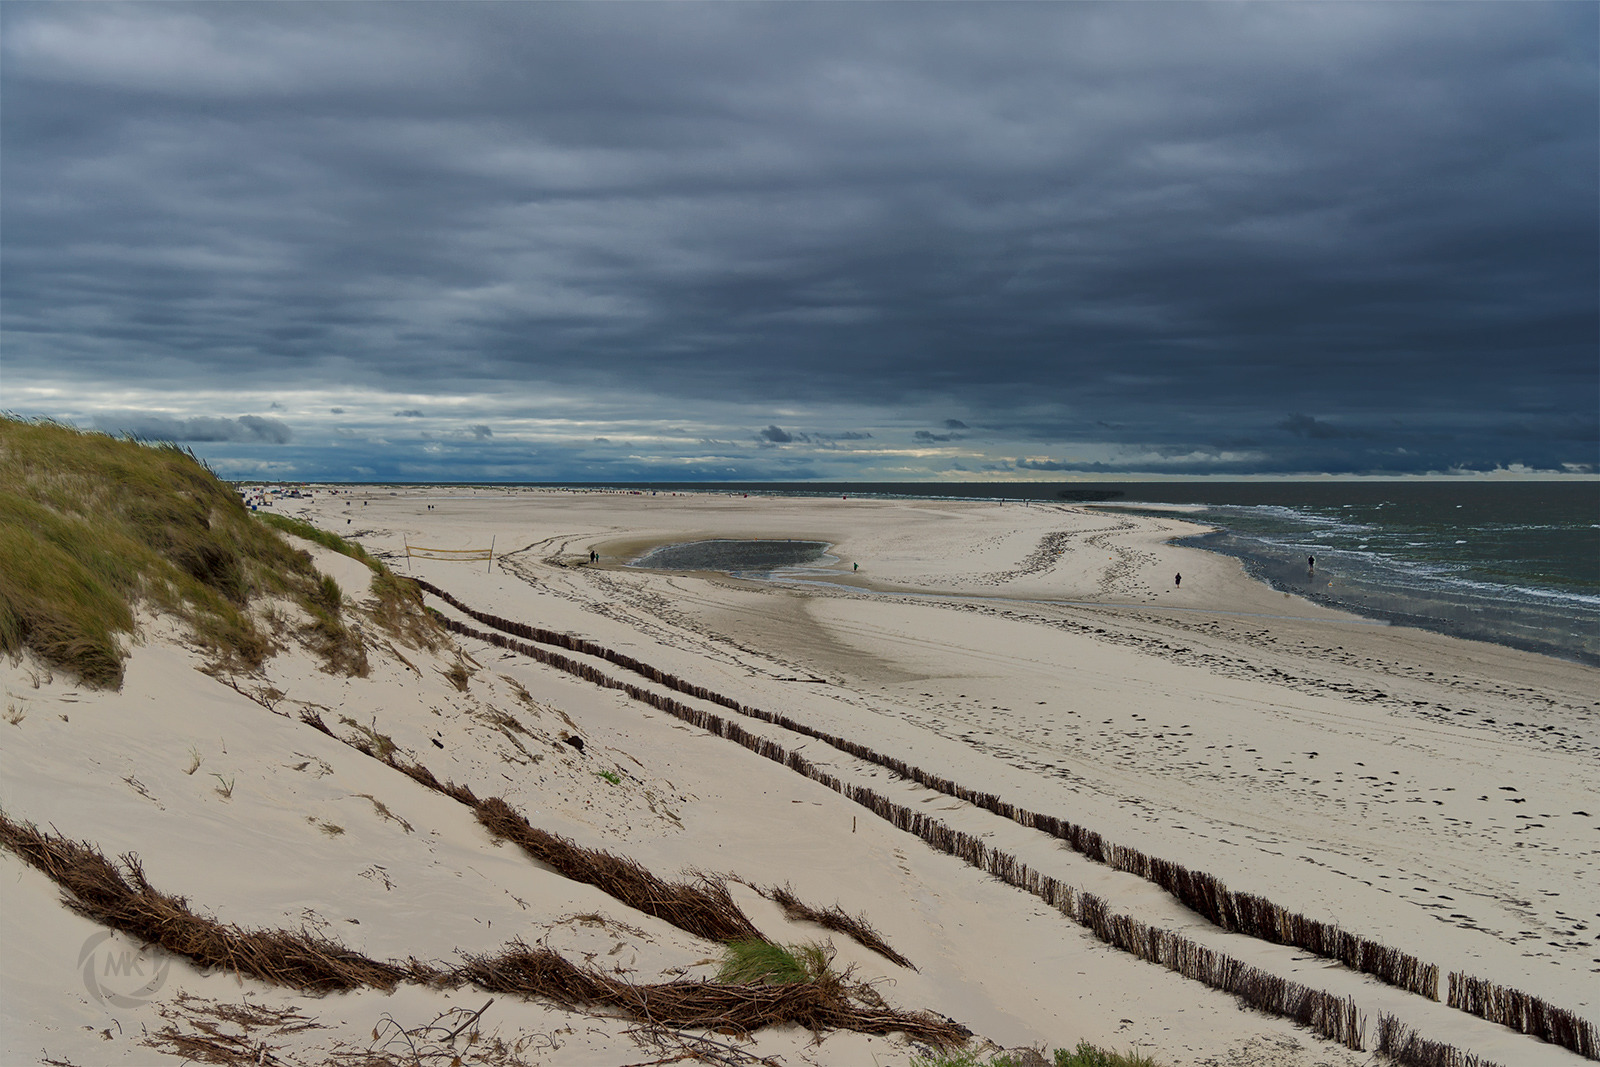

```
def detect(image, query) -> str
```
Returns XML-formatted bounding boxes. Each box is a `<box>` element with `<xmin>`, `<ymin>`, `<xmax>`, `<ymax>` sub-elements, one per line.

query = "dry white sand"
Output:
<box><xmin>3</xmin><ymin>487</ymin><xmax>1595</xmax><ymax>1066</ymax></box>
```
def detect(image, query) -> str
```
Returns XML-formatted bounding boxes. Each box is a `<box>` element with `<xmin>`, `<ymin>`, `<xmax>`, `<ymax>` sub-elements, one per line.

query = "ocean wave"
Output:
<box><xmin>1433</xmin><ymin>576</ymin><xmax>1600</xmax><ymax>610</ymax></box>
<box><xmin>1209</xmin><ymin>503</ymin><xmax>1378</xmax><ymax>534</ymax></box>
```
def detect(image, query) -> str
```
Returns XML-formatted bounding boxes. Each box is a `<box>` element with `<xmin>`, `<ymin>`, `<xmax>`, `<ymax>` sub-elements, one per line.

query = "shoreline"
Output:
<box><xmin>1181</xmin><ymin>530</ymin><xmax>1600</xmax><ymax>669</ymax></box>
<box><xmin>1089</xmin><ymin>498</ymin><xmax>1598</xmax><ymax>668</ymax></box>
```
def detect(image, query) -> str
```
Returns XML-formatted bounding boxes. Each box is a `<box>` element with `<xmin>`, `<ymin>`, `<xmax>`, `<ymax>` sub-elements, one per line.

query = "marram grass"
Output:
<box><xmin>718</xmin><ymin>939</ymin><xmax>833</xmax><ymax>986</ymax></box>
<box><xmin>257</xmin><ymin>512</ymin><xmax>440</xmax><ymax>652</ymax></box>
<box><xmin>0</xmin><ymin>416</ymin><xmax>434</xmax><ymax>686</ymax></box>
<box><xmin>910</xmin><ymin>1042</ymin><xmax>1162</xmax><ymax>1067</ymax></box>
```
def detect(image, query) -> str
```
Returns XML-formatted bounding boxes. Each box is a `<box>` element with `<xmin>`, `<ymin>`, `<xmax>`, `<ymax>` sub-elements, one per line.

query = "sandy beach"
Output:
<box><xmin>4</xmin><ymin>487</ymin><xmax>1595</xmax><ymax>1066</ymax></box>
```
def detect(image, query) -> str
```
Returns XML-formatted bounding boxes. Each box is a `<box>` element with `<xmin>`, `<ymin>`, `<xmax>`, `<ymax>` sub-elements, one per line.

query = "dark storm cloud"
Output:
<box><xmin>93</xmin><ymin>413</ymin><xmax>293</xmax><ymax>444</ymax></box>
<box><xmin>1276</xmin><ymin>414</ymin><xmax>1363</xmax><ymax>440</ymax></box>
<box><xmin>758</xmin><ymin>425</ymin><xmax>812</xmax><ymax>444</ymax></box>
<box><xmin>2</xmin><ymin>2</ymin><xmax>1595</xmax><ymax>478</ymax></box>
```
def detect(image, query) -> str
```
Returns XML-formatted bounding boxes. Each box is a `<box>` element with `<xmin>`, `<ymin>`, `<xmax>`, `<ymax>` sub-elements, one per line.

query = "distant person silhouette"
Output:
<box><xmin>1174</xmin><ymin>573</ymin><xmax>1181</xmax><ymax>587</ymax></box>
<box><xmin>1308</xmin><ymin>555</ymin><xmax>1316</xmax><ymax>571</ymax></box>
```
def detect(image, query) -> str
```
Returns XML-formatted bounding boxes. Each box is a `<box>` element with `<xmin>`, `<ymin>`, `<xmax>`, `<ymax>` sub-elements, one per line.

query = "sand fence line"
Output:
<box><xmin>474</xmin><ymin>794</ymin><xmax>760</xmax><ymax>943</ymax></box>
<box><xmin>0</xmin><ymin>811</ymin><xmax>433</xmax><ymax>995</ymax></box>
<box><xmin>762</xmin><ymin>882</ymin><xmax>918</xmax><ymax>972</ymax></box>
<box><xmin>456</xmin><ymin>938</ymin><xmax>961</xmax><ymax>1044</ymax></box>
<box><xmin>414</xmin><ymin>581</ymin><xmax>1436</xmax><ymax>990</ymax></box>
<box><xmin>434</xmin><ymin>610</ymin><xmax>1387</xmax><ymax>1053</ymax></box>
<box><xmin>0</xmin><ymin>810</ymin><xmax>967</xmax><ymax>1048</ymax></box>
<box><xmin>298</xmin><ymin>705</ymin><xmax>917</xmax><ymax>971</ymax></box>
<box><xmin>415</xmin><ymin>578</ymin><xmax>1596</xmax><ymax>1062</ymax></box>
<box><xmin>303</xmin><ymin>639</ymin><xmax>1367</xmax><ymax>1053</ymax></box>
<box><xmin>1375</xmin><ymin>1015</ymin><xmax>1510</xmax><ymax>1067</ymax></box>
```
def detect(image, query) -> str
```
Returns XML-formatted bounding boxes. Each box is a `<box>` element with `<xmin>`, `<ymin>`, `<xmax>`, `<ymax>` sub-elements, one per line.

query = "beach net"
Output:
<box><xmin>405</xmin><ymin>544</ymin><xmax>492</xmax><ymax>562</ymax></box>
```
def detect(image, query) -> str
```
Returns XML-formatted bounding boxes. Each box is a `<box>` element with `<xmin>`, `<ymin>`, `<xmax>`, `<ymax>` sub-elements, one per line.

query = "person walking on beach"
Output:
<box><xmin>1308</xmin><ymin>555</ymin><xmax>1315</xmax><ymax>571</ymax></box>
<box><xmin>1174</xmin><ymin>573</ymin><xmax>1181</xmax><ymax>587</ymax></box>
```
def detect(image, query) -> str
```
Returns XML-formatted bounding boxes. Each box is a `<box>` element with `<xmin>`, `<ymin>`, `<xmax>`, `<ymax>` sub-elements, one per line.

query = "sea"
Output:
<box><xmin>602</xmin><ymin>480</ymin><xmax>1599</xmax><ymax>666</ymax></box>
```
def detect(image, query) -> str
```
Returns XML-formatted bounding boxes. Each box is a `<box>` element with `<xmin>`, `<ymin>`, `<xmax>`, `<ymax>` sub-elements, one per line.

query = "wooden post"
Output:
<box><xmin>487</xmin><ymin>534</ymin><xmax>496</xmax><ymax>574</ymax></box>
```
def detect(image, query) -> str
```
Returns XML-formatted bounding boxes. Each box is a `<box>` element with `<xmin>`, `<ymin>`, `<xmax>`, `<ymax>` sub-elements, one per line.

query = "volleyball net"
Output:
<box><xmin>403</xmin><ymin>536</ymin><xmax>495</xmax><ymax>567</ymax></box>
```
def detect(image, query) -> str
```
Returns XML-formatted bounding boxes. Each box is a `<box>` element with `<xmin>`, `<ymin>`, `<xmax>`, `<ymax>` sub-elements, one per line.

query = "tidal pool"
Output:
<box><xmin>629</xmin><ymin>539</ymin><xmax>832</xmax><ymax>576</ymax></box>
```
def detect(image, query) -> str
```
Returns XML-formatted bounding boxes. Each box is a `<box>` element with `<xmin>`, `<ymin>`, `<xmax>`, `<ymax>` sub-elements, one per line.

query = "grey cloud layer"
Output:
<box><xmin>2</xmin><ymin>2</ymin><xmax>1594</xmax><ymax>477</ymax></box>
<box><xmin>92</xmin><ymin>413</ymin><xmax>293</xmax><ymax>444</ymax></box>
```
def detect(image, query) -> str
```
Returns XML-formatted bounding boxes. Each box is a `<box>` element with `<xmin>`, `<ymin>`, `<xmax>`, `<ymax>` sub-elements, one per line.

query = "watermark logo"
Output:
<box><xmin>78</xmin><ymin>931</ymin><xmax>169</xmax><ymax>1007</ymax></box>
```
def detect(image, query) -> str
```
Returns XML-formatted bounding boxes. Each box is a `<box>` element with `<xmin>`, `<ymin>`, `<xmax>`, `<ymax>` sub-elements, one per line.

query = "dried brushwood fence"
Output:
<box><xmin>1449</xmin><ymin>973</ymin><xmax>1596</xmax><ymax>1059</ymax></box>
<box><xmin>473</xmin><ymin>796</ymin><xmax>763</xmax><ymax>944</ymax></box>
<box><xmin>371</xmin><ymin>753</ymin><xmax>918</xmax><ymax>968</ymax></box>
<box><xmin>327</xmin><ymin>728</ymin><xmax>917</xmax><ymax>969</ymax></box>
<box><xmin>0</xmin><ymin>814</ymin><xmax>963</xmax><ymax>1047</ymax></box>
<box><xmin>843</xmin><ymin>779</ymin><xmax>1368</xmax><ymax>1050</ymax></box>
<box><xmin>389</xmin><ymin>758</ymin><xmax>482</xmax><ymax>806</ymax></box>
<box><xmin>761</xmin><ymin>883</ymin><xmax>916</xmax><ymax>971</ymax></box>
<box><xmin>362</xmin><ymin>754</ymin><xmax>768</xmax><ymax>947</ymax></box>
<box><xmin>0</xmin><ymin>813</ymin><xmax>434</xmax><ymax>993</ymax></box>
<box><xmin>1376</xmin><ymin>1015</ymin><xmax>1505</xmax><ymax>1067</ymax></box>
<box><xmin>424</xmin><ymin>612</ymin><xmax>1367</xmax><ymax>1050</ymax></box>
<box><xmin>458</xmin><ymin>940</ymin><xmax>967</xmax><ymax>1045</ymax></box>
<box><xmin>417</xmin><ymin>585</ymin><xmax>1435</xmax><ymax>993</ymax></box>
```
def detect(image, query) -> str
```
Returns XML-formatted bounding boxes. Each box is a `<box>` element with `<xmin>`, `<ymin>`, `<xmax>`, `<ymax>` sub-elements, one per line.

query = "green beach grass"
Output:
<box><xmin>911</xmin><ymin>1042</ymin><xmax>1162</xmax><ymax>1067</ymax></box>
<box><xmin>717</xmin><ymin>938</ymin><xmax>835</xmax><ymax>986</ymax></box>
<box><xmin>0</xmin><ymin>417</ymin><xmax>432</xmax><ymax>687</ymax></box>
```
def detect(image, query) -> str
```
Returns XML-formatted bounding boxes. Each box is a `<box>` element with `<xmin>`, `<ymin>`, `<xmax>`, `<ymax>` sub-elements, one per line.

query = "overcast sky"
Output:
<box><xmin>3</xmin><ymin>2</ymin><xmax>1595</xmax><ymax>482</ymax></box>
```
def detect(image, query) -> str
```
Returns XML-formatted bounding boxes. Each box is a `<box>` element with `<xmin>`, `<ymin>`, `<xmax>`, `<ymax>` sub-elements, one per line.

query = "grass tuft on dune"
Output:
<box><xmin>717</xmin><ymin>938</ymin><xmax>834</xmax><ymax>986</ymax></box>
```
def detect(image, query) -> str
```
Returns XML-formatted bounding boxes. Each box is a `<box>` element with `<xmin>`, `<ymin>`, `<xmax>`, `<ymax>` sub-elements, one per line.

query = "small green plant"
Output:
<box><xmin>5</xmin><ymin>703</ymin><xmax>25</xmax><ymax>726</ymax></box>
<box><xmin>211</xmin><ymin>773</ymin><xmax>235</xmax><ymax>799</ymax></box>
<box><xmin>717</xmin><ymin>939</ymin><xmax>833</xmax><ymax>985</ymax></box>
<box><xmin>909</xmin><ymin>1050</ymin><xmax>985</xmax><ymax>1067</ymax></box>
<box><xmin>1053</xmin><ymin>1042</ymin><xmax>1162</xmax><ymax>1067</ymax></box>
<box><xmin>595</xmin><ymin>770</ymin><xmax>621</xmax><ymax>785</ymax></box>
<box><xmin>318</xmin><ymin>821</ymin><xmax>345</xmax><ymax>837</ymax></box>
<box><xmin>184</xmin><ymin>746</ymin><xmax>203</xmax><ymax>774</ymax></box>
<box><xmin>911</xmin><ymin>1043</ymin><xmax>1163</xmax><ymax>1067</ymax></box>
